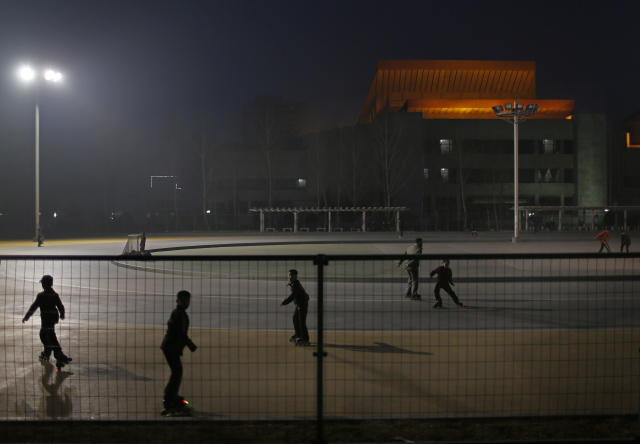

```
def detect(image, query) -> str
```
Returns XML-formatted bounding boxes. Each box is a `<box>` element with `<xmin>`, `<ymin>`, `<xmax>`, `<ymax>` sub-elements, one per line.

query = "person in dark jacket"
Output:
<box><xmin>430</xmin><ymin>259</ymin><xmax>466</xmax><ymax>309</ymax></box>
<box><xmin>22</xmin><ymin>275</ymin><xmax>72</xmax><ymax>369</ymax></box>
<box><xmin>281</xmin><ymin>269</ymin><xmax>310</xmax><ymax>346</ymax></box>
<box><xmin>161</xmin><ymin>290</ymin><xmax>197</xmax><ymax>414</ymax></box>
<box><xmin>620</xmin><ymin>231</ymin><xmax>631</xmax><ymax>253</ymax></box>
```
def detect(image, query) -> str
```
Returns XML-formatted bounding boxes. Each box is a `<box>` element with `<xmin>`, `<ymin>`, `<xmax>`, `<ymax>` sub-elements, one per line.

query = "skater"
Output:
<box><xmin>430</xmin><ymin>259</ymin><xmax>465</xmax><ymax>309</ymax></box>
<box><xmin>161</xmin><ymin>290</ymin><xmax>197</xmax><ymax>416</ymax></box>
<box><xmin>620</xmin><ymin>230</ymin><xmax>631</xmax><ymax>253</ymax></box>
<box><xmin>22</xmin><ymin>275</ymin><xmax>72</xmax><ymax>370</ymax></box>
<box><xmin>398</xmin><ymin>238</ymin><xmax>422</xmax><ymax>299</ymax></box>
<box><xmin>37</xmin><ymin>228</ymin><xmax>44</xmax><ymax>247</ymax></box>
<box><xmin>281</xmin><ymin>269</ymin><xmax>310</xmax><ymax>346</ymax></box>
<box><xmin>595</xmin><ymin>229</ymin><xmax>611</xmax><ymax>253</ymax></box>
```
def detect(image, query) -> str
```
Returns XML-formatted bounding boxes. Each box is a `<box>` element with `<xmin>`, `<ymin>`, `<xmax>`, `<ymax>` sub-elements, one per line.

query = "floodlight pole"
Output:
<box><xmin>493</xmin><ymin>99</ymin><xmax>538</xmax><ymax>243</ymax></box>
<box><xmin>513</xmin><ymin>108</ymin><xmax>519</xmax><ymax>242</ymax></box>
<box><xmin>35</xmin><ymin>103</ymin><xmax>40</xmax><ymax>241</ymax></box>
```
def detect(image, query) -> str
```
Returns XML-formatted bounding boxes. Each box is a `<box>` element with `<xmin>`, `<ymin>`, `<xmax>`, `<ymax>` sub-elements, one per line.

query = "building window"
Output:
<box><xmin>543</xmin><ymin>138</ymin><xmax>556</xmax><ymax>154</ymax></box>
<box><xmin>440</xmin><ymin>168</ymin><xmax>449</xmax><ymax>183</ymax></box>
<box><xmin>423</xmin><ymin>168</ymin><xmax>429</xmax><ymax>179</ymax></box>
<box><xmin>439</xmin><ymin>139</ymin><xmax>453</xmax><ymax>154</ymax></box>
<box><xmin>297</xmin><ymin>178</ymin><xmax>307</xmax><ymax>188</ymax></box>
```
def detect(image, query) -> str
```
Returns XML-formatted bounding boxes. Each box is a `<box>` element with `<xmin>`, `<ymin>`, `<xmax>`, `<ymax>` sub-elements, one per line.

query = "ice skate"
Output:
<box><xmin>38</xmin><ymin>352</ymin><xmax>49</xmax><ymax>363</ymax></box>
<box><xmin>162</xmin><ymin>397</ymin><xmax>192</xmax><ymax>417</ymax></box>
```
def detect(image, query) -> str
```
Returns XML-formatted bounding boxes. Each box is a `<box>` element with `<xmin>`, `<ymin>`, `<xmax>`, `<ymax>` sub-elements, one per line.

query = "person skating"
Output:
<box><xmin>430</xmin><ymin>259</ymin><xmax>465</xmax><ymax>309</ymax></box>
<box><xmin>22</xmin><ymin>275</ymin><xmax>72</xmax><ymax>370</ymax></box>
<box><xmin>620</xmin><ymin>230</ymin><xmax>631</xmax><ymax>253</ymax></box>
<box><xmin>398</xmin><ymin>238</ymin><xmax>422</xmax><ymax>299</ymax></box>
<box><xmin>161</xmin><ymin>290</ymin><xmax>197</xmax><ymax>416</ymax></box>
<box><xmin>281</xmin><ymin>269</ymin><xmax>310</xmax><ymax>346</ymax></box>
<box><xmin>595</xmin><ymin>229</ymin><xmax>611</xmax><ymax>253</ymax></box>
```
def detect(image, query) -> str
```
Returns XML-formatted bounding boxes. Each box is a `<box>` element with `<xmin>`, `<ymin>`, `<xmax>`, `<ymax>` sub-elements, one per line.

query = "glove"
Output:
<box><xmin>60</xmin><ymin>314</ymin><xmax>65</xmax><ymax>320</ymax></box>
<box><xmin>188</xmin><ymin>342</ymin><xmax>197</xmax><ymax>352</ymax></box>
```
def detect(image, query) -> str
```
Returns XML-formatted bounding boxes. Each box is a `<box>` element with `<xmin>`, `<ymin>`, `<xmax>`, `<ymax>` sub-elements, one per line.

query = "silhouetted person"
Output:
<box><xmin>281</xmin><ymin>269</ymin><xmax>310</xmax><ymax>346</ymax></box>
<box><xmin>430</xmin><ymin>259</ymin><xmax>465</xmax><ymax>309</ymax></box>
<box><xmin>399</xmin><ymin>238</ymin><xmax>422</xmax><ymax>299</ymax></box>
<box><xmin>140</xmin><ymin>232</ymin><xmax>147</xmax><ymax>253</ymax></box>
<box><xmin>22</xmin><ymin>275</ymin><xmax>72</xmax><ymax>369</ymax></box>
<box><xmin>620</xmin><ymin>231</ymin><xmax>631</xmax><ymax>253</ymax></box>
<box><xmin>595</xmin><ymin>229</ymin><xmax>611</xmax><ymax>253</ymax></box>
<box><xmin>161</xmin><ymin>290</ymin><xmax>197</xmax><ymax>414</ymax></box>
<box><xmin>37</xmin><ymin>228</ymin><xmax>44</xmax><ymax>247</ymax></box>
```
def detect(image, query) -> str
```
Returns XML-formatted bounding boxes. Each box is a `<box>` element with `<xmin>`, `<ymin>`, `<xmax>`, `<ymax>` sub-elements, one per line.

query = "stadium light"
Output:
<box><xmin>17</xmin><ymin>65</ymin><xmax>36</xmax><ymax>83</ymax></box>
<box><xmin>44</xmin><ymin>68</ymin><xmax>63</xmax><ymax>83</ymax></box>
<box><xmin>493</xmin><ymin>99</ymin><xmax>539</xmax><ymax>242</ymax></box>
<box><xmin>15</xmin><ymin>62</ymin><xmax>66</xmax><ymax>242</ymax></box>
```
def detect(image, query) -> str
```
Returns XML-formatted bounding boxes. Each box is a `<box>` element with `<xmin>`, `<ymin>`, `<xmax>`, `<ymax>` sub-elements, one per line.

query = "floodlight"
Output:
<box><xmin>44</xmin><ymin>69</ymin><xmax>63</xmax><ymax>83</ymax></box>
<box><xmin>505</xmin><ymin>103</ymin><xmax>512</xmax><ymax>111</ymax></box>
<box><xmin>516</xmin><ymin>103</ymin><xmax>524</xmax><ymax>110</ymax></box>
<box><xmin>17</xmin><ymin>65</ymin><xmax>36</xmax><ymax>83</ymax></box>
<box><xmin>492</xmin><ymin>105</ymin><xmax>504</xmax><ymax>114</ymax></box>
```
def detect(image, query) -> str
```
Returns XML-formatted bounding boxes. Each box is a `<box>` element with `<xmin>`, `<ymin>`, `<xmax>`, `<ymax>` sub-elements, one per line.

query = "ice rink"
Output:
<box><xmin>0</xmin><ymin>232</ymin><xmax>638</xmax><ymax>420</ymax></box>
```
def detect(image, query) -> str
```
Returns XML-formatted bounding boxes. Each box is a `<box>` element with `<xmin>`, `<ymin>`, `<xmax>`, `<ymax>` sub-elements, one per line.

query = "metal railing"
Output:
<box><xmin>0</xmin><ymin>253</ymin><xmax>638</xmax><ymax>442</ymax></box>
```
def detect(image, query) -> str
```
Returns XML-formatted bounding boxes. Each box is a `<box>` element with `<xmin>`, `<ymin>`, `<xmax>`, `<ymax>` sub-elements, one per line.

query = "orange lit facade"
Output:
<box><xmin>613</xmin><ymin>111</ymin><xmax>640</xmax><ymax>205</ymax></box>
<box><xmin>350</xmin><ymin>60</ymin><xmax>611</xmax><ymax>230</ymax></box>
<box><xmin>358</xmin><ymin>60</ymin><xmax>574</xmax><ymax>123</ymax></box>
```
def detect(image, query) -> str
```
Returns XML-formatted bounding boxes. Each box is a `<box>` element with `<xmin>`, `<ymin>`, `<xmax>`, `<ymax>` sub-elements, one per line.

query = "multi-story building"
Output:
<box><xmin>198</xmin><ymin>60</ymin><xmax>612</xmax><ymax>232</ymax></box>
<box><xmin>354</xmin><ymin>60</ymin><xmax>609</xmax><ymax>230</ymax></box>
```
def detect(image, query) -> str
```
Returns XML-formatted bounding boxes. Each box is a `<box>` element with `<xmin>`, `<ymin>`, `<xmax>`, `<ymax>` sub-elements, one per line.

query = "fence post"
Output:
<box><xmin>313</xmin><ymin>254</ymin><xmax>328</xmax><ymax>444</ymax></box>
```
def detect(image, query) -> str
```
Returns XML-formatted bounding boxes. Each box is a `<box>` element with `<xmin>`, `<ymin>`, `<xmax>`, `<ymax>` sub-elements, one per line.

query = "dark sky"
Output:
<box><xmin>0</xmin><ymin>0</ymin><xmax>638</xmax><ymax>231</ymax></box>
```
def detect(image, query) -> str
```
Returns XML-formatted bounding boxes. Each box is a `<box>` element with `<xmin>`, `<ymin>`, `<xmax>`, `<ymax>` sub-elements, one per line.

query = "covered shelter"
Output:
<box><xmin>249</xmin><ymin>206</ymin><xmax>409</xmax><ymax>233</ymax></box>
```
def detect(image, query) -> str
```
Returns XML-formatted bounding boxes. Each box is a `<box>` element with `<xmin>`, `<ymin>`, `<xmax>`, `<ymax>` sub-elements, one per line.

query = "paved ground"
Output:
<box><xmin>0</xmin><ymin>232</ymin><xmax>637</xmax><ymax>421</ymax></box>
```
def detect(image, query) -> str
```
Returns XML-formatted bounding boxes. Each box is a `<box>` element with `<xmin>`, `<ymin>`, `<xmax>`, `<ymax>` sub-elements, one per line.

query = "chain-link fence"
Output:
<box><xmin>1</xmin><ymin>254</ymin><xmax>638</xmax><ymax>438</ymax></box>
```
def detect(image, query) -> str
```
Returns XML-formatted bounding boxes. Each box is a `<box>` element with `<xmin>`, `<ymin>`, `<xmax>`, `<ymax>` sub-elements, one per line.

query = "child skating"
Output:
<box><xmin>430</xmin><ymin>259</ymin><xmax>466</xmax><ymax>309</ymax></box>
<box><xmin>161</xmin><ymin>290</ymin><xmax>197</xmax><ymax>416</ymax></box>
<box><xmin>281</xmin><ymin>269</ymin><xmax>310</xmax><ymax>346</ymax></box>
<box><xmin>22</xmin><ymin>275</ymin><xmax>72</xmax><ymax>370</ymax></box>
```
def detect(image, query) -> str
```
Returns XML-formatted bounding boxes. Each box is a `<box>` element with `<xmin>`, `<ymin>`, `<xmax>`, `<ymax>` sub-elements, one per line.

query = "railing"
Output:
<box><xmin>1</xmin><ymin>253</ymin><xmax>638</xmax><ymax>443</ymax></box>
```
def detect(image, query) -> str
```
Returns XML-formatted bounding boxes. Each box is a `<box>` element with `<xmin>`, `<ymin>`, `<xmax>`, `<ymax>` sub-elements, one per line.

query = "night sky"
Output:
<box><xmin>0</xmin><ymin>0</ymin><xmax>638</xmax><ymax>234</ymax></box>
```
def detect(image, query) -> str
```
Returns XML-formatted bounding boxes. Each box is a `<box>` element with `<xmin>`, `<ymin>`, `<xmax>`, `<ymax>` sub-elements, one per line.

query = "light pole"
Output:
<box><xmin>492</xmin><ymin>100</ymin><xmax>538</xmax><ymax>242</ymax></box>
<box><xmin>16</xmin><ymin>64</ymin><xmax>64</xmax><ymax>243</ymax></box>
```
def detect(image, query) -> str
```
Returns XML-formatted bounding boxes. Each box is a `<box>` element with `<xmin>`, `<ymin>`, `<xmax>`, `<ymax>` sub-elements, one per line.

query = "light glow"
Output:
<box><xmin>17</xmin><ymin>65</ymin><xmax>36</xmax><ymax>83</ymax></box>
<box><xmin>44</xmin><ymin>69</ymin><xmax>63</xmax><ymax>83</ymax></box>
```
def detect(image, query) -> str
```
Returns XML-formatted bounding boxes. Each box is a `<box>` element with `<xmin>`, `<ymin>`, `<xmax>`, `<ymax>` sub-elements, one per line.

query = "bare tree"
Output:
<box><xmin>371</xmin><ymin>113</ymin><xmax>411</xmax><ymax>207</ymax></box>
<box><xmin>257</xmin><ymin>108</ymin><xmax>277</xmax><ymax>207</ymax></box>
<box><xmin>348</xmin><ymin>126</ymin><xmax>363</xmax><ymax>206</ymax></box>
<box><xmin>198</xmin><ymin>115</ymin><xmax>216</xmax><ymax>230</ymax></box>
<box><xmin>456</xmin><ymin>138</ymin><xmax>469</xmax><ymax>230</ymax></box>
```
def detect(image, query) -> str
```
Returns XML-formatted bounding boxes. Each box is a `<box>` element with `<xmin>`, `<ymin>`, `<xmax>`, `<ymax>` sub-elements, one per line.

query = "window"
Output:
<box><xmin>543</xmin><ymin>138</ymin><xmax>556</xmax><ymax>154</ymax></box>
<box><xmin>440</xmin><ymin>167</ymin><xmax>449</xmax><ymax>183</ymax></box>
<box><xmin>423</xmin><ymin>168</ymin><xmax>429</xmax><ymax>179</ymax></box>
<box><xmin>439</xmin><ymin>139</ymin><xmax>453</xmax><ymax>154</ymax></box>
<box><xmin>296</xmin><ymin>178</ymin><xmax>307</xmax><ymax>188</ymax></box>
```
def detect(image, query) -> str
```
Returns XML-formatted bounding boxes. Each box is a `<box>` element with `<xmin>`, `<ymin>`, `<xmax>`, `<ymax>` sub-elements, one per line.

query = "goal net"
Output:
<box><xmin>122</xmin><ymin>233</ymin><xmax>145</xmax><ymax>255</ymax></box>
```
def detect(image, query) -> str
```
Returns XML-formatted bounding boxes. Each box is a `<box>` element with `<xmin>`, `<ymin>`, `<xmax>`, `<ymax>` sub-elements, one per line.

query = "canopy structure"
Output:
<box><xmin>249</xmin><ymin>206</ymin><xmax>409</xmax><ymax>233</ymax></box>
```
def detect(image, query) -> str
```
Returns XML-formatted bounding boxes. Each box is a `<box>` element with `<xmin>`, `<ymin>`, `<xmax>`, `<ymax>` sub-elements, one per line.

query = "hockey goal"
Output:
<box><xmin>122</xmin><ymin>233</ymin><xmax>146</xmax><ymax>255</ymax></box>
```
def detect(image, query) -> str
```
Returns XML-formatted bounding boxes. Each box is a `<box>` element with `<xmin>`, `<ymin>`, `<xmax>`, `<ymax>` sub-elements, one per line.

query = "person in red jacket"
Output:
<box><xmin>595</xmin><ymin>229</ymin><xmax>611</xmax><ymax>253</ymax></box>
<box><xmin>22</xmin><ymin>275</ymin><xmax>72</xmax><ymax>370</ymax></box>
